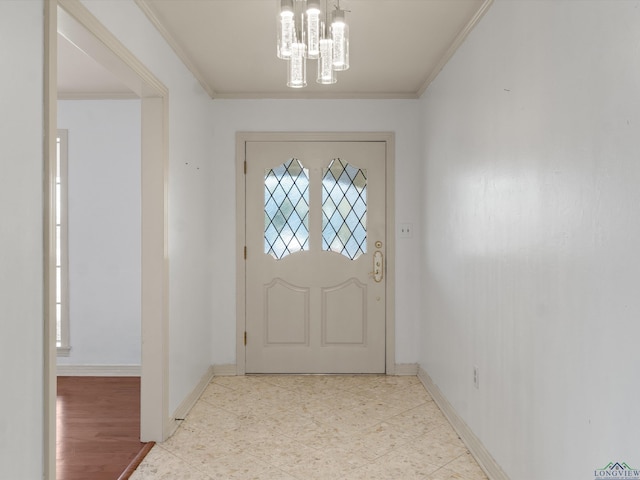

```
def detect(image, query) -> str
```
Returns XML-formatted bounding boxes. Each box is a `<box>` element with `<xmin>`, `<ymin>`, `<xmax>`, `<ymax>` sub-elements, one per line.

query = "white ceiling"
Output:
<box><xmin>57</xmin><ymin>0</ymin><xmax>492</xmax><ymax>100</ymax></box>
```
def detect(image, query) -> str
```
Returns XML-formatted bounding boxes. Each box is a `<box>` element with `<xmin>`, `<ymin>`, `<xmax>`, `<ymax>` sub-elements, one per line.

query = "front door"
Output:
<box><xmin>245</xmin><ymin>140</ymin><xmax>386</xmax><ymax>373</ymax></box>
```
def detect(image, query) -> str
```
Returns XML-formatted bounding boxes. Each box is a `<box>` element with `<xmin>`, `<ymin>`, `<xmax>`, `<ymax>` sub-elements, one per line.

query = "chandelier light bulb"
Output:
<box><xmin>306</xmin><ymin>0</ymin><xmax>321</xmax><ymax>59</ymax></box>
<box><xmin>317</xmin><ymin>38</ymin><xmax>336</xmax><ymax>84</ymax></box>
<box><xmin>331</xmin><ymin>8</ymin><xmax>349</xmax><ymax>71</ymax></box>
<box><xmin>277</xmin><ymin>0</ymin><xmax>295</xmax><ymax>59</ymax></box>
<box><xmin>288</xmin><ymin>42</ymin><xmax>307</xmax><ymax>88</ymax></box>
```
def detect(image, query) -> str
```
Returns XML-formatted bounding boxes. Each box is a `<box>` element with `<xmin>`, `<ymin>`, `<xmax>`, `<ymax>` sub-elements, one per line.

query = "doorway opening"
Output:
<box><xmin>45</xmin><ymin>1</ymin><xmax>170</xmax><ymax>478</ymax></box>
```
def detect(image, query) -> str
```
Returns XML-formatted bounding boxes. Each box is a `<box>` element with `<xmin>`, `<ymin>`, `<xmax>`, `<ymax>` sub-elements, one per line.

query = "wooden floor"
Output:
<box><xmin>57</xmin><ymin>376</ymin><xmax>150</xmax><ymax>480</ymax></box>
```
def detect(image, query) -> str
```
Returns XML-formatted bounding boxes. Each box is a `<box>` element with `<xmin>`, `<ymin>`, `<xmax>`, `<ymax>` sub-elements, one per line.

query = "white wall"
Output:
<box><xmin>209</xmin><ymin>99</ymin><xmax>424</xmax><ymax>366</ymax></box>
<box><xmin>0</xmin><ymin>1</ymin><xmax>44</xmax><ymax>478</ymax></box>
<box><xmin>80</xmin><ymin>0</ymin><xmax>215</xmax><ymax>414</ymax></box>
<box><xmin>420</xmin><ymin>1</ymin><xmax>640</xmax><ymax>478</ymax></box>
<box><xmin>57</xmin><ymin>99</ymin><xmax>141</xmax><ymax>366</ymax></box>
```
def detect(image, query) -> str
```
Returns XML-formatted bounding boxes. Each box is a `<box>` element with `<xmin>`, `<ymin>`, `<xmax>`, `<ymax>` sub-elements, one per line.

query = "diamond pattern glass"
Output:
<box><xmin>322</xmin><ymin>159</ymin><xmax>367</xmax><ymax>260</ymax></box>
<box><xmin>264</xmin><ymin>158</ymin><xmax>310</xmax><ymax>259</ymax></box>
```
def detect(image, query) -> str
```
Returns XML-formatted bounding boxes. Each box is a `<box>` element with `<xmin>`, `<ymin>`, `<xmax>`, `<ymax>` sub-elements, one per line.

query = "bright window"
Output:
<box><xmin>264</xmin><ymin>158</ymin><xmax>310</xmax><ymax>259</ymax></box>
<box><xmin>322</xmin><ymin>159</ymin><xmax>367</xmax><ymax>260</ymax></box>
<box><xmin>56</xmin><ymin>130</ymin><xmax>70</xmax><ymax>356</ymax></box>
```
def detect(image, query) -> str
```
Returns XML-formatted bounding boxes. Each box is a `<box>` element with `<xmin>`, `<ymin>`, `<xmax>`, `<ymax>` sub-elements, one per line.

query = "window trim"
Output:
<box><xmin>56</xmin><ymin>129</ymin><xmax>71</xmax><ymax>356</ymax></box>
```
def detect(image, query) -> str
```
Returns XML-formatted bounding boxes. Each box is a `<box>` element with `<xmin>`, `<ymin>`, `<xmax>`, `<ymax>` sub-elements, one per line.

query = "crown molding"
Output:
<box><xmin>134</xmin><ymin>0</ymin><xmax>216</xmax><ymax>99</ymax></box>
<box><xmin>417</xmin><ymin>0</ymin><xmax>494</xmax><ymax>98</ymax></box>
<box><xmin>58</xmin><ymin>92</ymin><xmax>140</xmax><ymax>100</ymax></box>
<box><xmin>212</xmin><ymin>91</ymin><xmax>420</xmax><ymax>100</ymax></box>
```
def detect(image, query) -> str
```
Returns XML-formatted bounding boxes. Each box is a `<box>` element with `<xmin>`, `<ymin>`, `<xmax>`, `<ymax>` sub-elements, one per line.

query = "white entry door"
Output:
<box><xmin>245</xmin><ymin>141</ymin><xmax>387</xmax><ymax>373</ymax></box>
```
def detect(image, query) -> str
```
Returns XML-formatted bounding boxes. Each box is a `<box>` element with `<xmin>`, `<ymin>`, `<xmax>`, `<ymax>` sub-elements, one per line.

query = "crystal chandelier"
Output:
<box><xmin>276</xmin><ymin>0</ymin><xmax>350</xmax><ymax>88</ymax></box>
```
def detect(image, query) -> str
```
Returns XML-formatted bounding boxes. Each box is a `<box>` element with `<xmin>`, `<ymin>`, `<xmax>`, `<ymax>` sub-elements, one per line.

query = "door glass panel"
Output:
<box><xmin>264</xmin><ymin>158</ymin><xmax>309</xmax><ymax>259</ymax></box>
<box><xmin>322</xmin><ymin>158</ymin><xmax>367</xmax><ymax>260</ymax></box>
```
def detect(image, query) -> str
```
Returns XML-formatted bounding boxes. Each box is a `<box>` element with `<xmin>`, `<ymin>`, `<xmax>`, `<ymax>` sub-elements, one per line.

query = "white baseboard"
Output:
<box><xmin>172</xmin><ymin>365</ymin><xmax>215</xmax><ymax>421</ymax></box>
<box><xmin>163</xmin><ymin>365</ymin><xmax>222</xmax><ymax>441</ymax></box>
<box><xmin>164</xmin><ymin>417</ymin><xmax>180</xmax><ymax>442</ymax></box>
<box><xmin>212</xmin><ymin>364</ymin><xmax>237</xmax><ymax>376</ymax></box>
<box><xmin>394</xmin><ymin>363</ymin><xmax>419</xmax><ymax>376</ymax></box>
<box><xmin>418</xmin><ymin>366</ymin><xmax>509</xmax><ymax>480</ymax></box>
<box><xmin>56</xmin><ymin>364</ymin><xmax>141</xmax><ymax>377</ymax></box>
<box><xmin>216</xmin><ymin>364</ymin><xmax>417</xmax><ymax>376</ymax></box>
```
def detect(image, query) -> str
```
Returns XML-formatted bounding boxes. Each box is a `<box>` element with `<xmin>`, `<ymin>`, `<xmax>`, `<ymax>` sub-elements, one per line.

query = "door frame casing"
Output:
<box><xmin>45</xmin><ymin>3</ymin><xmax>170</xmax><ymax>477</ymax></box>
<box><xmin>235</xmin><ymin>132</ymin><xmax>396</xmax><ymax>375</ymax></box>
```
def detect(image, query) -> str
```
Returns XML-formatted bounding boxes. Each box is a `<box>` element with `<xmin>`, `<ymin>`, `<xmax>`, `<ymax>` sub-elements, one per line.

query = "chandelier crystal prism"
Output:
<box><xmin>277</xmin><ymin>0</ymin><xmax>349</xmax><ymax>88</ymax></box>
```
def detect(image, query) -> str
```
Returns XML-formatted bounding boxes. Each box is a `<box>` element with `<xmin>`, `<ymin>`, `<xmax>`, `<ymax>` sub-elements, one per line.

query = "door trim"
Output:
<box><xmin>45</xmin><ymin>3</ymin><xmax>170</xmax><ymax>477</ymax></box>
<box><xmin>56</xmin><ymin>0</ymin><xmax>170</xmax><ymax>439</ymax></box>
<box><xmin>235</xmin><ymin>132</ymin><xmax>396</xmax><ymax>375</ymax></box>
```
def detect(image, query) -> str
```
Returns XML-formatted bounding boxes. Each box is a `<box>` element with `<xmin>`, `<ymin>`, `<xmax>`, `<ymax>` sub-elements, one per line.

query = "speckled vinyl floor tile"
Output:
<box><xmin>132</xmin><ymin>375</ymin><xmax>488</xmax><ymax>480</ymax></box>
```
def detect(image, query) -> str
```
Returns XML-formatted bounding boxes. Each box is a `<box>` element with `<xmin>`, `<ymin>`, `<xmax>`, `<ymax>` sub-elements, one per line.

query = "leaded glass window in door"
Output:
<box><xmin>322</xmin><ymin>159</ymin><xmax>367</xmax><ymax>260</ymax></box>
<box><xmin>264</xmin><ymin>158</ymin><xmax>310</xmax><ymax>259</ymax></box>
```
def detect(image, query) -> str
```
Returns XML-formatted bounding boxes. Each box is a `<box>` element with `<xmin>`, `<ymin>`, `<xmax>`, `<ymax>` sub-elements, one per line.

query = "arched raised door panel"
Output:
<box><xmin>322</xmin><ymin>278</ymin><xmax>367</xmax><ymax>346</ymax></box>
<box><xmin>264</xmin><ymin>278</ymin><xmax>310</xmax><ymax>346</ymax></box>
